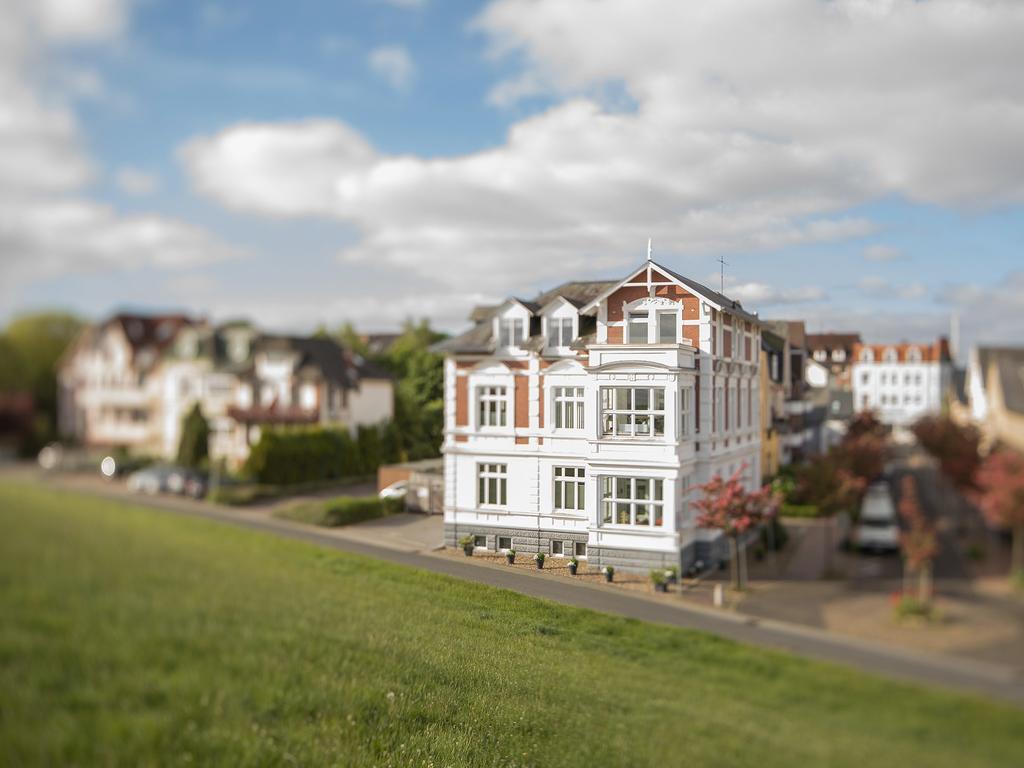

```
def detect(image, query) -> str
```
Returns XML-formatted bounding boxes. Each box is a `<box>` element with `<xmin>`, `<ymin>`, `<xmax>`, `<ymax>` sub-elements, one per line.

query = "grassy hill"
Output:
<box><xmin>1</xmin><ymin>480</ymin><xmax>1022</xmax><ymax>767</ymax></box>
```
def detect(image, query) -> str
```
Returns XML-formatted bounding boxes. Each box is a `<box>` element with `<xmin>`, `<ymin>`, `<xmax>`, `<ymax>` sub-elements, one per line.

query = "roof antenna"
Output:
<box><xmin>716</xmin><ymin>254</ymin><xmax>728</xmax><ymax>293</ymax></box>
<box><xmin>646</xmin><ymin>237</ymin><xmax>652</xmax><ymax>262</ymax></box>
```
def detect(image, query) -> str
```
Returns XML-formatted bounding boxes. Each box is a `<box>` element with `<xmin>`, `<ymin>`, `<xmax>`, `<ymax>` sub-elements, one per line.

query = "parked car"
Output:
<box><xmin>379</xmin><ymin>480</ymin><xmax>408</xmax><ymax>500</ymax></box>
<box><xmin>167</xmin><ymin>468</ymin><xmax>208</xmax><ymax>499</ymax></box>
<box><xmin>853</xmin><ymin>482</ymin><xmax>900</xmax><ymax>553</ymax></box>
<box><xmin>127</xmin><ymin>464</ymin><xmax>179</xmax><ymax>495</ymax></box>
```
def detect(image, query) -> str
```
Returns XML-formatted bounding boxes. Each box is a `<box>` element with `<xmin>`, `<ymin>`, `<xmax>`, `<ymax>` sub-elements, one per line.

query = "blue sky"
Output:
<box><xmin>3</xmin><ymin>0</ymin><xmax>1024</xmax><ymax>358</ymax></box>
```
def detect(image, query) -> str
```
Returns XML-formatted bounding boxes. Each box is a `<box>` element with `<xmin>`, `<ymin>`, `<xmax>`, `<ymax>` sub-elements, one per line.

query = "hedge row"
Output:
<box><xmin>278</xmin><ymin>495</ymin><xmax>404</xmax><ymax>528</ymax></box>
<box><xmin>243</xmin><ymin>424</ymin><xmax>398</xmax><ymax>486</ymax></box>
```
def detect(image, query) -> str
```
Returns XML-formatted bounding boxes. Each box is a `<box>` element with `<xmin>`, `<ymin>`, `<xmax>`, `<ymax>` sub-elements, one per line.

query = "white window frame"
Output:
<box><xmin>600</xmin><ymin>387</ymin><xmax>666</xmax><ymax>438</ymax></box>
<box><xmin>477</xmin><ymin>463</ymin><xmax>508</xmax><ymax>508</ymax></box>
<box><xmin>546</xmin><ymin>317</ymin><xmax>574</xmax><ymax>348</ymax></box>
<box><xmin>553</xmin><ymin>466</ymin><xmax>586</xmax><ymax>512</ymax></box>
<box><xmin>552</xmin><ymin>386</ymin><xmax>585</xmax><ymax>430</ymax></box>
<box><xmin>478</xmin><ymin>385</ymin><xmax>508</xmax><ymax>428</ymax></box>
<box><xmin>497</xmin><ymin>536</ymin><xmax>512</xmax><ymax>551</ymax></box>
<box><xmin>627</xmin><ymin>312</ymin><xmax>649</xmax><ymax>344</ymax></box>
<box><xmin>679</xmin><ymin>386</ymin><xmax>693</xmax><ymax>438</ymax></box>
<box><xmin>498</xmin><ymin>318</ymin><xmax>525</xmax><ymax>349</ymax></box>
<box><xmin>833</xmin><ymin>349</ymin><xmax>847</xmax><ymax>362</ymax></box>
<box><xmin>600</xmin><ymin>477</ymin><xmax>665</xmax><ymax>528</ymax></box>
<box><xmin>860</xmin><ymin>349</ymin><xmax>874</xmax><ymax>362</ymax></box>
<box><xmin>883</xmin><ymin>347</ymin><xmax>898</xmax><ymax>363</ymax></box>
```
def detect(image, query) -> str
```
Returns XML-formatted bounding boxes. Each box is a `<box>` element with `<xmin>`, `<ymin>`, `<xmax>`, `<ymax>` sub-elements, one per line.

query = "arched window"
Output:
<box><xmin>860</xmin><ymin>348</ymin><xmax>874</xmax><ymax>363</ymax></box>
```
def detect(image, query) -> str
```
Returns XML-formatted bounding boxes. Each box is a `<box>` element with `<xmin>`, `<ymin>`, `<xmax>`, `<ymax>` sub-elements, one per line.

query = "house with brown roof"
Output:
<box><xmin>806</xmin><ymin>332</ymin><xmax>862</xmax><ymax>389</ymax></box>
<box><xmin>59</xmin><ymin>313</ymin><xmax>393</xmax><ymax>466</ymax></box>
<box><xmin>433</xmin><ymin>258</ymin><xmax>763</xmax><ymax>572</ymax></box>
<box><xmin>851</xmin><ymin>338</ymin><xmax>953</xmax><ymax>426</ymax></box>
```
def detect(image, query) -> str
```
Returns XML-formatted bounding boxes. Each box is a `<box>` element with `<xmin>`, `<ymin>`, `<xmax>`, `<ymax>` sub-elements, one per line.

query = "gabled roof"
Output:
<box><xmin>580</xmin><ymin>259</ymin><xmax>760</xmax><ymax>324</ymax></box>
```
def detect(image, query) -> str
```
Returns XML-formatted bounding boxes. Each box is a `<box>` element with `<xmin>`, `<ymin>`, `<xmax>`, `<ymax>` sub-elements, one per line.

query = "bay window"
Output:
<box><xmin>601</xmin><ymin>387</ymin><xmax>665</xmax><ymax>437</ymax></box>
<box><xmin>600</xmin><ymin>477</ymin><xmax>665</xmax><ymax>527</ymax></box>
<box><xmin>478</xmin><ymin>386</ymin><xmax>507</xmax><ymax>427</ymax></box>
<box><xmin>478</xmin><ymin>463</ymin><xmax>508</xmax><ymax>507</ymax></box>
<box><xmin>552</xmin><ymin>386</ymin><xmax>585</xmax><ymax>430</ymax></box>
<box><xmin>680</xmin><ymin>387</ymin><xmax>693</xmax><ymax>437</ymax></box>
<box><xmin>553</xmin><ymin>466</ymin><xmax>585</xmax><ymax>512</ymax></box>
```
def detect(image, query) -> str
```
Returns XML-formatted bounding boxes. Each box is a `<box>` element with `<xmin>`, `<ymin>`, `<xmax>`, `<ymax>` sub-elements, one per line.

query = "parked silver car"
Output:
<box><xmin>126</xmin><ymin>465</ymin><xmax>178</xmax><ymax>495</ymax></box>
<box><xmin>853</xmin><ymin>481</ymin><xmax>900</xmax><ymax>553</ymax></box>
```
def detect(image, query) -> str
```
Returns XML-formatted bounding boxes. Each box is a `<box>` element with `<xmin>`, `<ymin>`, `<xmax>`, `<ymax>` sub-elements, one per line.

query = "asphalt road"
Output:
<box><xmin>16</xmin><ymin>470</ymin><xmax>1024</xmax><ymax>709</ymax></box>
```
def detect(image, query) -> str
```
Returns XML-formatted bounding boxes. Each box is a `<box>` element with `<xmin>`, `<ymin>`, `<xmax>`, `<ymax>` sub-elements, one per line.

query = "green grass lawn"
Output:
<box><xmin>1</xmin><ymin>481</ymin><xmax>1023</xmax><ymax>767</ymax></box>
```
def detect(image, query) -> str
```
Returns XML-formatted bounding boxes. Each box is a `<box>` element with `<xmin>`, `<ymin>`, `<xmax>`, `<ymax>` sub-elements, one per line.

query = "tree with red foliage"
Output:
<box><xmin>694</xmin><ymin>466</ymin><xmax>779</xmax><ymax>590</ymax></box>
<box><xmin>846</xmin><ymin>410</ymin><xmax>885</xmax><ymax>441</ymax></box>
<box><xmin>898</xmin><ymin>476</ymin><xmax>939</xmax><ymax>604</ymax></box>
<box><xmin>912</xmin><ymin>415</ymin><xmax>981</xmax><ymax>491</ymax></box>
<box><xmin>973</xmin><ymin>449</ymin><xmax>1024</xmax><ymax>585</ymax></box>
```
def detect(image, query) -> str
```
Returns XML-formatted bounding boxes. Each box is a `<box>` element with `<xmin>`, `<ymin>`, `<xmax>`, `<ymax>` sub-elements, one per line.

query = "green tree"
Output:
<box><xmin>176</xmin><ymin>404</ymin><xmax>210</xmax><ymax>469</ymax></box>
<box><xmin>0</xmin><ymin>311</ymin><xmax>83</xmax><ymax>450</ymax></box>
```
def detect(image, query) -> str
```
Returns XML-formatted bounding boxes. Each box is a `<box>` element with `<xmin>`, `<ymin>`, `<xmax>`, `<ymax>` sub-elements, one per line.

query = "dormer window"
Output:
<box><xmin>883</xmin><ymin>347</ymin><xmax>898</xmax><ymax>363</ymax></box>
<box><xmin>860</xmin><ymin>349</ymin><xmax>874</xmax><ymax>363</ymax></box>
<box><xmin>498</xmin><ymin>318</ymin><xmax>525</xmax><ymax>348</ymax></box>
<box><xmin>547</xmin><ymin>317</ymin><xmax>574</xmax><ymax>348</ymax></box>
<box><xmin>833</xmin><ymin>349</ymin><xmax>846</xmax><ymax>362</ymax></box>
<box><xmin>907</xmin><ymin>347</ymin><xmax>922</xmax><ymax>363</ymax></box>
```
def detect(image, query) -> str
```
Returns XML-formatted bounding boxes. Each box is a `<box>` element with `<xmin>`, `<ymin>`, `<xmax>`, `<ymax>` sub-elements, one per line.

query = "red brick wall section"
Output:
<box><xmin>605</xmin><ymin>286</ymin><xmax>648</xmax><ymax>322</ymax></box>
<box><xmin>515</xmin><ymin>375</ymin><xmax>529</xmax><ymax>428</ymax></box>
<box><xmin>724</xmin><ymin>329</ymin><xmax>732</xmax><ymax>358</ymax></box>
<box><xmin>515</xmin><ymin>436</ymin><xmax>529</xmax><ymax>445</ymax></box>
<box><xmin>745</xmin><ymin>336</ymin><xmax>752</xmax><ymax>360</ymax></box>
<box><xmin>455</xmin><ymin>376</ymin><xmax>468</xmax><ymax>426</ymax></box>
<box><xmin>683</xmin><ymin>325</ymin><xmax>700</xmax><ymax>348</ymax></box>
<box><xmin>607</xmin><ymin>325</ymin><xmax>623</xmax><ymax>344</ymax></box>
<box><xmin>538</xmin><ymin>374</ymin><xmax>545</xmax><ymax>428</ymax></box>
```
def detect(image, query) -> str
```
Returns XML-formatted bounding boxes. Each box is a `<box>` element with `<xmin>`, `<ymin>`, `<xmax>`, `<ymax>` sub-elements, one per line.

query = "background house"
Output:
<box><xmin>59</xmin><ymin>313</ymin><xmax>394</xmax><ymax>467</ymax></box>
<box><xmin>851</xmin><ymin>339</ymin><xmax>953</xmax><ymax>427</ymax></box>
<box><xmin>966</xmin><ymin>346</ymin><xmax>1024</xmax><ymax>453</ymax></box>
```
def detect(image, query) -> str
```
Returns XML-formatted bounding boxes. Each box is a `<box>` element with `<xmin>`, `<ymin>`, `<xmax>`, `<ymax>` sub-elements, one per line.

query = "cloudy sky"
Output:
<box><xmin>3</xmin><ymin>0</ymin><xmax>1024</xmax><ymax>358</ymax></box>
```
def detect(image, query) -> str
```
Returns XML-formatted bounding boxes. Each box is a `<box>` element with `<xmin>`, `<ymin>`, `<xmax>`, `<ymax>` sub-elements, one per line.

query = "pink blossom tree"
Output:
<box><xmin>694</xmin><ymin>466</ymin><xmax>779</xmax><ymax>590</ymax></box>
<box><xmin>898</xmin><ymin>477</ymin><xmax>939</xmax><ymax>604</ymax></box>
<box><xmin>973</xmin><ymin>449</ymin><xmax>1024</xmax><ymax>585</ymax></box>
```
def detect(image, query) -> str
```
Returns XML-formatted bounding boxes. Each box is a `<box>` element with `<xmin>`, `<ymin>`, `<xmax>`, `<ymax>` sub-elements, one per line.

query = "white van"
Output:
<box><xmin>853</xmin><ymin>481</ymin><xmax>900</xmax><ymax>553</ymax></box>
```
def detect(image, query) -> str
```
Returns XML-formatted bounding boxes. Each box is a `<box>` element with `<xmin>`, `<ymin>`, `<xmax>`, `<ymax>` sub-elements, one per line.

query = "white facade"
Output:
<box><xmin>851</xmin><ymin>342</ymin><xmax>952</xmax><ymax>426</ymax></box>
<box><xmin>438</xmin><ymin>261</ymin><xmax>762</xmax><ymax>571</ymax></box>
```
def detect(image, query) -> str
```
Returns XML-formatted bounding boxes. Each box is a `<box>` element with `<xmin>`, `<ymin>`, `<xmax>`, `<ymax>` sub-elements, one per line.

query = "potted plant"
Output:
<box><xmin>534</xmin><ymin>552</ymin><xmax>546</xmax><ymax>569</ymax></box>
<box><xmin>458</xmin><ymin>535</ymin><xmax>475</xmax><ymax>556</ymax></box>
<box><xmin>602</xmin><ymin>565</ymin><xmax>615</xmax><ymax>583</ymax></box>
<box><xmin>664</xmin><ymin>565</ymin><xmax>679</xmax><ymax>584</ymax></box>
<box><xmin>650</xmin><ymin>569</ymin><xmax>668</xmax><ymax>593</ymax></box>
<box><xmin>568</xmin><ymin>556</ymin><xmax>579</xmax><ymax>575</ymax></box>
<box><xmin>505</xmin><ymin>548</ymin><xmax>516</xmax><ymax>565</ymax></box>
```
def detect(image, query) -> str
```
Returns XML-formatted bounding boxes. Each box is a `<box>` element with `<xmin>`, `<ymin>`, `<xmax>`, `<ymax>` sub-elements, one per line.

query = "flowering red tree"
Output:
<box><xmin>912</xmin><ymin>415</ymin><xmax>982</xmax><ymax>491</ymax></box>
<box><xmin>898</xmin><ymin>477</ymin><xmax>939</xmax><ymax>604</ymax></box>
<box><xmin>973</xmin><ymin>449</ymin><xmax>1024</xmax><ymax>583</ymax></box>
<box><xmin>694</xmin><ymin>466</ymin><xmax>779</xmax><ymax>590</ymax></box>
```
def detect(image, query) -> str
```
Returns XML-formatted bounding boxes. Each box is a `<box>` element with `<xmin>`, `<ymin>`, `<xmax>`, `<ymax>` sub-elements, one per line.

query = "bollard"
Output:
<box><xmin>713</xmin><ymin>583</ymin><xmax>724</xmax><ymax>608</ymax></box>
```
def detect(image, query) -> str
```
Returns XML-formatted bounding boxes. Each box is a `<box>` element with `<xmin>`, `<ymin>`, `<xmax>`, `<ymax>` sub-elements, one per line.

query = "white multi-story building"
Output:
<box><xmin>851</xmin><ymin>339</ymin><xmax>953</xmax><ymax>426</ymax></box>
<box><xmin>435</xmin><ymin>258</ymin><xmax>762</xmax><ymax>572</ymax></box>
<box><xmin>59</xmin><ymin>314</ymin><xmax>393</xmax><ymax>466</ymax></box>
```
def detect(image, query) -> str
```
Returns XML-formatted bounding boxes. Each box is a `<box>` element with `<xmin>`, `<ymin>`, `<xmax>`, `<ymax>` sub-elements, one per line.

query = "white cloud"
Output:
<box><xmin>728</xmin><ymin>282</ymin><xmax>826</xmax><ymax>306</ymax></box>
<box><xmin>864</xmin><ymin>244</ymin><xmax>905</xmax><ymax>262</ymax></box>
<box><xmin>367</xmin><ymin>46</ymin><xmax>416</xmax><ymax>91</ymax></box>
<box><xmin>180</xmin><ymin>0</ymin><xmax>1024</xmax><ymax>312</ymax></box>
<box><xmin>114</xmin><ymin>167</ymin><xmax>159</xmax><ymax>196</ymax></box>
<box><xmin>0</xmin><ymin>0</ymin><xmax>243</xmax><ymax>307</ymax></box>
<box><xmin>858</xmin><ymin>276</ymin><xmax>928</xmax><ymax>301</ymax></box>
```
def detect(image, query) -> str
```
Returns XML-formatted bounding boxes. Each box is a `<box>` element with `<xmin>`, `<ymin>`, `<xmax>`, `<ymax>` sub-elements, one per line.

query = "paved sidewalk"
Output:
<box><xmin>11</xmin><ymin>469</ymin><xmax>1024</xmax><ymax>707</ymax></box>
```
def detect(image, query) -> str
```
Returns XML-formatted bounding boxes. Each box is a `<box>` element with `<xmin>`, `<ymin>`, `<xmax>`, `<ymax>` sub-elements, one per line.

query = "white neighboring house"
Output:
<box><xmin>851</xmin><ymin>340</ymin><xmax>953</xmax><ymax>426</ymax></box>
<box><xmin>434</xmin><ymin>259</ymin><xmax>763</xmax><ymax>572</ymax></box>
<box><xmin>59</xmin><ymin>314</ymin><xmax>395</xmax><ymax>467</ymax></box>
<box><xmin>58</xmin><ymin>313</ymin><xmax>196</xmax><ymax>454</ymax></box>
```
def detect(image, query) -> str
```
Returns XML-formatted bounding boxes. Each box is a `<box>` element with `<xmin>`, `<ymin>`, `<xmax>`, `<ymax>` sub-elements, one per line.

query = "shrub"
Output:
<box><xmin>278</xmin><ymin>495</ymin><xmax>399</xmax><ymax>528</ymax></box>
<box><xmin>892</xmin><ymin>594</ymin><xmax>934</xmax><ymax>620</ymax></box>
<box><xmin>244</xmin><ymin>427</ymin><xmax>369</xmax><ymax>485</ymax></box>
<box><xmin>649</xmin><ymin>569</ymin><xmax>666</xmax><ymax>585</ymax></box>
<box><xmin>779</xmin><ymin>503</ymin><xmax>820</xmax><ymax>518</ymax></box>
